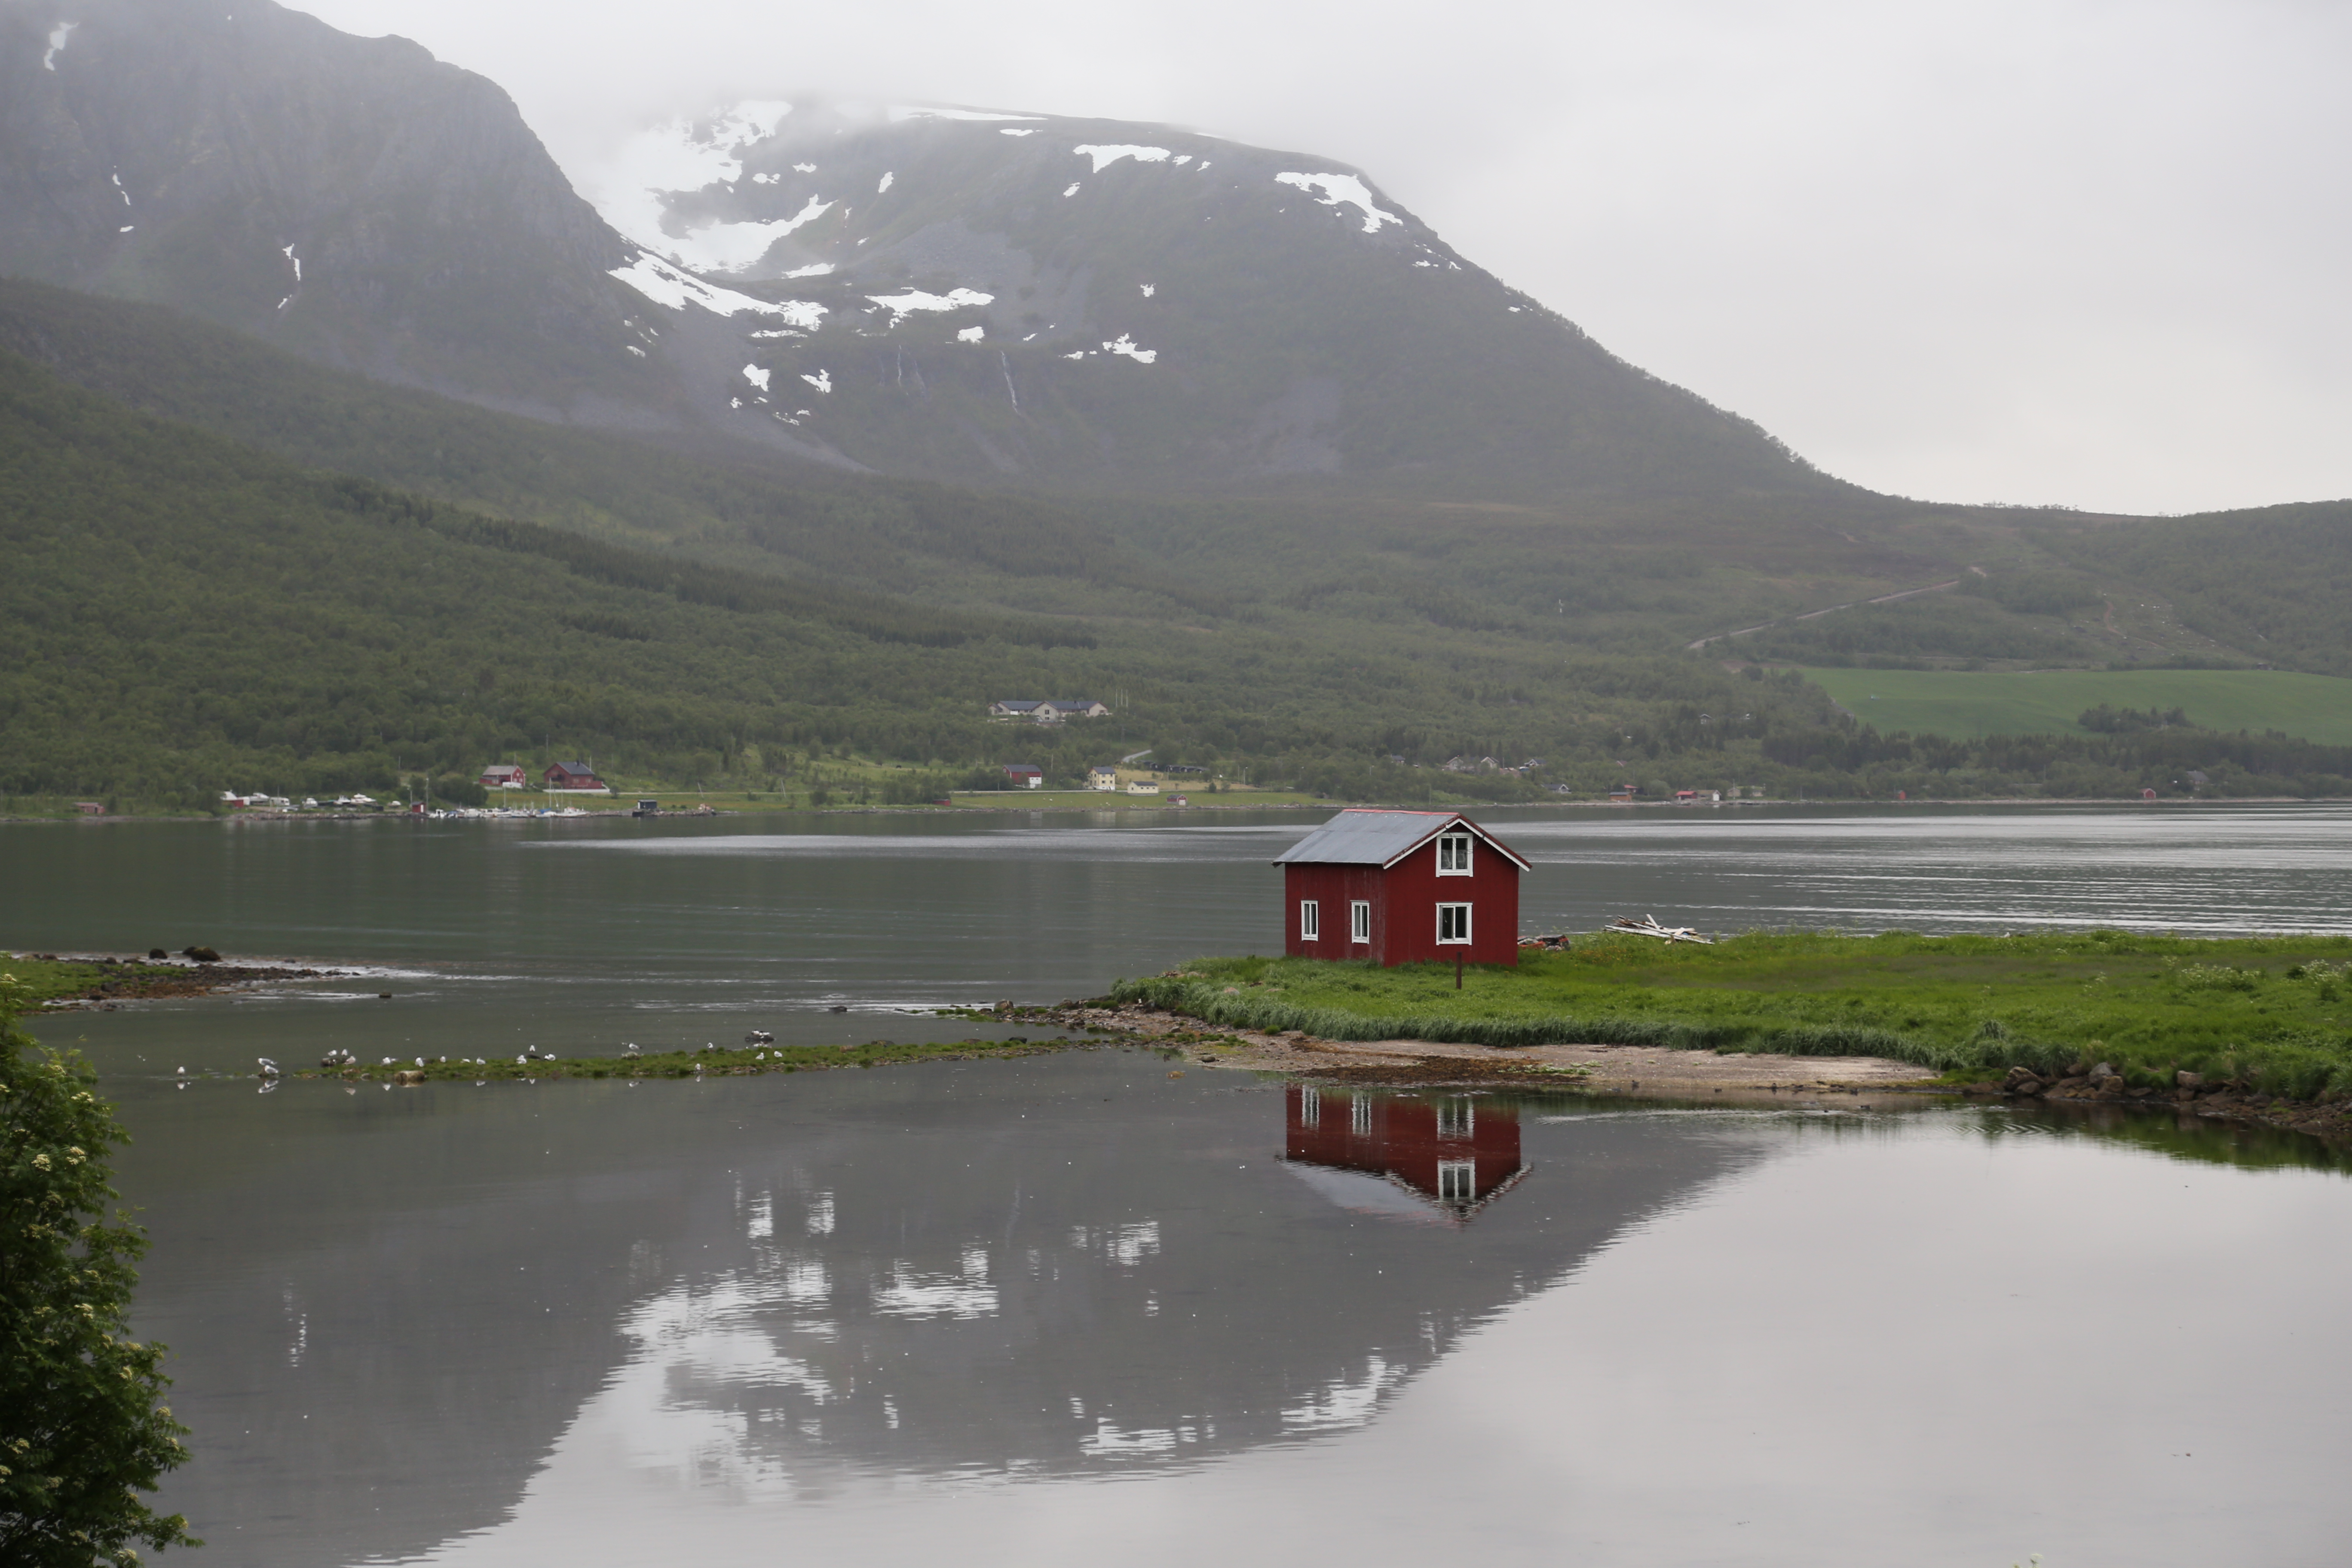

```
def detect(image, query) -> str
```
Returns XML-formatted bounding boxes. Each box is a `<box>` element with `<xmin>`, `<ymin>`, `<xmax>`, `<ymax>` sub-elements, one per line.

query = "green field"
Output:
<box><xmin>1114</xmin><ymin>932</ymin><xmax>2352</xmax><ymax>1097</ymax></box>
<box><xmin>1805</xmin><ymin>667</ymin><xmax>2352</xmax><ymax>744</ymax></box>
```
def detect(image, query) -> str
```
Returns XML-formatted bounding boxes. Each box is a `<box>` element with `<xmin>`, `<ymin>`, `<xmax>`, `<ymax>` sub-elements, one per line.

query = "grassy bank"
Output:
<box><xmin>1804</xmin><ymin>667</ymin><xmax>2352</xmax><ymax>746</ymax></box>
<box><xmin>1111</xmin><ymin>931</ymin><xmax>2352</xmax><ymax>1097</ymax></box>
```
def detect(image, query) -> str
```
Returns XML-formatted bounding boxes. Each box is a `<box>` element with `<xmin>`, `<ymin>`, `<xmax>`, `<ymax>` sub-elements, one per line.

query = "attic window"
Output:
<box><xmin>1436</xmin><ymin>833</ymin><xmax>1473</xmax><ymax>875</ymax></box>
<box><xmin>1436</xmin><ymin>1098</ymin><xmax>1473</xmax><ymax>1138</ymax></box>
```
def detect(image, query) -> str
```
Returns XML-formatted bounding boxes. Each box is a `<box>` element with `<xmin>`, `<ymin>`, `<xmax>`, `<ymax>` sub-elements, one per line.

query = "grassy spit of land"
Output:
<box><xmin>1109</xmin><ymin>931</ymin><xmax>2352</xmax><ymax>1103</ymax></box>
<box><xmin>287</xmin><ymin>1033</ymin><xmax>1115</xmax><ymax>1083</ymax></box>
<box><xmin>6</xmin><ymin>952</ymin><xmax>338</xmax><ymax>1009</ymax></box>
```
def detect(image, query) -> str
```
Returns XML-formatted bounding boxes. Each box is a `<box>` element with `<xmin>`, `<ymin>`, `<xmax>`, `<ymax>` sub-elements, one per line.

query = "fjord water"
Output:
<box><xmin>10</xmin><ymin>804</ymin><xmax>2352</xmax><ymax>1565</ymax></box>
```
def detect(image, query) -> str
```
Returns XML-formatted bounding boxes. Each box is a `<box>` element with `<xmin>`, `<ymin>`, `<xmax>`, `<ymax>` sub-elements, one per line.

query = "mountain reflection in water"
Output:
<box><xmin>126</xmin><ymin>1055</ymin><xmax>1748</xmax><ymax>1563</ymax></box>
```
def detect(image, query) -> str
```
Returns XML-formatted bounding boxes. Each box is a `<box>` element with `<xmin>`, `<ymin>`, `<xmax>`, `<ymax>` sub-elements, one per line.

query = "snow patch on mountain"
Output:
<box><xmin>891</xmin><ymin>106</ymin><xmax>1044</xmax><ymax>123</ymax></box>
<box><xmin>609</xmin><ymin>252</ymin><xmax>814</xmax><ymax>320</ymax></box>
<box><xmin>867</xmin><ymin>287</ymin><xmax>994</xmax><ymax>325</ymax></box>
<box><xmin>877</xmin><ymin>171</ymin><xmax>894</xmax><ymax>193</ymax></box>
<box><xmin>43</xmin><ymin>21</ymin><xmax>75</xmax><ymax>70</ymax></box>
<box><xmin>743</xmin><ymin>364</ymin><xmax>771</xmax><ymax>392</ymax></box>
<box><xmin>665</xmin><ymin>194</ymin><xmax>835</xmax><ymax>274</ymax></box>
<box><xmin>957</xmin><ymin>325</ymin><xmax>985</xmax><ymax>342</ymax></box>
<box><xmin>1104</xmin><ymin>334</ymin><xmax>1157</xmax><ymax>365</ymax></box>
<box><xmin>1063</xmin><ymin>183</ymin><xmax>1081</xmax><ymax>198</ymax></box>
<box><xmin>1073</xmin><ymin>144</ymin><xmax>1173</xmax><ymax>173</ymax></box>
<box><xmin>1274</xmin><ymin>172</ymin><xmax>1399</xmax><ymax>233</ymax></box>
<box><xmin>802</xmin><ymin>369</ymin><xmax>833</xmax><ymax>393</ymax></box>
<box><xmin>784</xmin><ymin>263</ymin><xmax>834</xmax><ymax>279</ymax></box>
<box><xmin>1000</xmin><ymin>128</ymin><xmax>1036</xmax><ymax>137</ymax></box>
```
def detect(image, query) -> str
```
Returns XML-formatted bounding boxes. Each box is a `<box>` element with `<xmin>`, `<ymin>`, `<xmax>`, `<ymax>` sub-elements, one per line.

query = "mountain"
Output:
<box><xmin>0</xmin><ymin>0</ymin><xmax>672</xmax><ymax>424</ymax></box>
<box><xmin>586</xmin><ymin>99</ymin><xmax>1844</xmax><ymax>497</ymax></box>
<box><xmin>2</xmin><ymin>0</ymin><xmax>1843</xmax><ymax>501</ymax></box>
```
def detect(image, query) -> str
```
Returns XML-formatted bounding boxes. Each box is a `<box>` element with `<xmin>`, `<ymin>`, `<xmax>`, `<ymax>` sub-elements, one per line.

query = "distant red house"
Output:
<box><xmin>1284</xmin><ymin>1085</ymin><xmax>1525</xmax><ymax>1218</ymax></box>
<box><xmin>1273</xmin><ymin>809</ymin><xmax>1528</xmax><ymax>967</ymax></box>
<box><xmin>543</xmin><ymin>761</ymin><xmax>606</xmax><ymax>791</ymax></box>
<box><xmin>479</xmin><ymin>764</ymin><xmax>528</xmax><ymax>789</ymax></box>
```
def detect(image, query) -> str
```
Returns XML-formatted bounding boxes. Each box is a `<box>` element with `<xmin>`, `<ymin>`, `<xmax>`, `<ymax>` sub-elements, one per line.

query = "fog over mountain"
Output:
<box><xmin>0</xmin><ymin>0</ymin><xmax>1834</xmax><ymax>499</ymax></box>
<box><xmin>297</xmin><ymin>0</ymin><xmax>2352</xmax><ymax>515</ymax></box>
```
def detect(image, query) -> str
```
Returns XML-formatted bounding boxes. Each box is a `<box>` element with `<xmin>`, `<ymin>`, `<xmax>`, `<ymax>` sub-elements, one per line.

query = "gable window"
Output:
<box><xmin>1299</xmin><ymin>899</ymin><xmax>1320</xmax><ymax>941</ymax></box>
<box><xmin>1437</xmin><ymin>1159</ymin><xmax>1476</xmax><ymax>1204</ymax></box>
<box><xmin>1351</xmin><ymin>1093</ymin><xmax>1375</xmax><ymax>1136</ymax></box>
<box><xmin>1437</xmin><ymin>903</ymin><xmax>1472</xmax><ymax>945</ymax></box>
<box><xmin>1436</xmin><ymin>1097</ymin><xmax>1474</xmax><ymax>1139</ymax></box>
<box><xmin>1350</xmin><ymin>900</ymin><xmax>1371</xmax><ymax>943</ymax></box>
<box><xmin>1298</xmin><ymin>1089</ymin><xmax>1322</xmax><ymax>1127</ymax></box>
<box><xmin>1436</xmin><ymin>832</ymin><xmax>1473</xmax><ymax>875</ymax></box>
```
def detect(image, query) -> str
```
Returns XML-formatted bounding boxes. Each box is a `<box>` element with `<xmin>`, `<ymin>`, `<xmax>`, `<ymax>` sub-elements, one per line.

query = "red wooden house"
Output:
<box><xmin>543</xmin><ymin>761</ymin><xmax>606</xmax><ymax>791</ymax></box>
<box><xmin>1284</xmin><ymin>1085</ymin><xmax>1525</xmax><ymax>1219</ymax></box>
<box><xmin>1273</xmin><ymin>809</ymin><xmax>1528</xmax><ymax>966</ymax></box>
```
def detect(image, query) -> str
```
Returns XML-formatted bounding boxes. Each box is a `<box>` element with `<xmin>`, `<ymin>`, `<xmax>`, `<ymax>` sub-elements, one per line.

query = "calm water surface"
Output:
<box><xmin>8</xmin><ymin>804</ymin><xmax>2352</xmax><ymax>1565</ymax></box>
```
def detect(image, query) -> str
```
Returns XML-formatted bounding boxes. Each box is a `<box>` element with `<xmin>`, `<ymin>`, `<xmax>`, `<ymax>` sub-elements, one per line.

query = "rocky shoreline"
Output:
<box><xmin>1975</xmin><ymin>1060</ymin><xmax>2352</xmax><ymax>1143</ymax></box>
<box><xmin>14</xmin><ymin>952</ymin><xmax>349</xmax><ymax>1010</ymax></box>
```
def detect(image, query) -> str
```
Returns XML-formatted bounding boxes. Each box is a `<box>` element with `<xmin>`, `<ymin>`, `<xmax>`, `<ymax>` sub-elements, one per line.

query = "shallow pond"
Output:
<box><xmin>9</xmin><ymin>805</ymin><xmax>2352</xmax><ymax>1565</ymax></box>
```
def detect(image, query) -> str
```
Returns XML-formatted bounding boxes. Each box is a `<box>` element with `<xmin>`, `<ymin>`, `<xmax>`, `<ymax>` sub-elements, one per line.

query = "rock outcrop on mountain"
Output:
<box><xmin>0</xmin><ymin>0</ymin><xmax>671</xmax><ymax>424</ymax></box>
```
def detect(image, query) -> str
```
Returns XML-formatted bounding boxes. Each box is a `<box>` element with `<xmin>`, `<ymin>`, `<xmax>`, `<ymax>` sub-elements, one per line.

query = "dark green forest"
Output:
<box><xmin>6</xmin><ymin>276</ymin><xmax>2352</xmax><ymax>808</ymax></box>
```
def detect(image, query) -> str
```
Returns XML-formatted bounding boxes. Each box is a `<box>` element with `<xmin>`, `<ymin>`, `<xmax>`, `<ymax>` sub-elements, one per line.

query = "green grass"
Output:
<box><xmin>1113</xmin><ymin>932</ymin><xmax>2352</xmax><ymax>1098</ymax></box>
<box><xmin>4</xmin><ymin>957</ymin><xmax>193</xmax><ymax>1008</ymax></box>
<box><xmin>1806</xmin><ymin>667</ymin><xmax>2352</xmax><ymax>745</ymax></box>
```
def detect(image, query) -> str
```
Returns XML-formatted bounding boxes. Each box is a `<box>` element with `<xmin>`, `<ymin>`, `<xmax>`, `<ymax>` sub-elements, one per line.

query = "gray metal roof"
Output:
<box><xmin>1272</xmin><ymin>809</ymin><xmax>1530</xmax><ymax>870</ymax></box>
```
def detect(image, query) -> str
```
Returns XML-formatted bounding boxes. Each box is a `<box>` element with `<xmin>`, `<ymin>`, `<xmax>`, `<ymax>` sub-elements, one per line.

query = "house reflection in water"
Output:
<box><xmin>1283</xmin><ymin>1086</ymin><xmax>1527</xmax><ymax>1225</ymax></box>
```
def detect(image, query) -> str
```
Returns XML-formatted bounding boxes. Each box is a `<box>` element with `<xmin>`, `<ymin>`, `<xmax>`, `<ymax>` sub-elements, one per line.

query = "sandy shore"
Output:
<box><xmin>1043</xmin><ymin>1002</ymin><xmax>1944</xmax><ymax>1106</ymax></box>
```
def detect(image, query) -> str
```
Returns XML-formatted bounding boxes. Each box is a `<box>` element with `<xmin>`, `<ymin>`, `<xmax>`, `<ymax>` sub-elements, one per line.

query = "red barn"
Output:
<box><xmin>1284</xmin><ymin>1085</ymin><xmax>1525</xmax><ymax>1218</ymax></box>
<box><xmin>543</xmin><ymin>761</ymin><xmax>606</xmax><ymax>791</ymax></box>
<box><xmin>1274</xmin><ymin>809</ymin><xmax>1528</xmax><ymax>967</ymax></box>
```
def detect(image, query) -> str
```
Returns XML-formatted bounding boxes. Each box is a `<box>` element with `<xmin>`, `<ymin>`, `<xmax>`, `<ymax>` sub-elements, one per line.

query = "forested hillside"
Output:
<box><xmin>9</xmin><ymin>336</ymin><xmax>2350</xmax><ymax>810</ymax></box>
<box><xmin>2035</xmin><ymin>503</ymin><xmax>2352</xmax><ymax>678</ymax></box>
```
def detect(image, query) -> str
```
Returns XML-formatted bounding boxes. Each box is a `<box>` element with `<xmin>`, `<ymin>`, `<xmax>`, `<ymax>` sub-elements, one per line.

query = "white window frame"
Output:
<box><xmin>1351</xmin><ymin>1093</ymin><xmax>1374</xmax><ymax>1136</ymax></box>
<box><xmin>1437</xmin><ymin>902</ymin><xmax>1472</xmax><ymax>945</ymax></box>
<box><xmin>1437</xmin><ymin>1159</ymin><xmax>1476</xmax><ymax>1204</ymax></box>
<box><xmin>1436</xmin><ymin>1097</ymin><xmax>1474</xmax><ymax>1139</ymax></box>
<box><xmin>1350</xmin><ymin>899</ymin><xmax>1371</xmax><ymax>943</ymax></box>
<box><xmin>1436</xmin><ymin>832</ymin><xmax>1474</xmax><ymax>876</ymax></box>
<box><xmin>1299</xmin><ymin>899</ymin><xmax>1320</xmax><ymax>941</ymax></box>
<box><xmin>1298</xmin><ymin>1088</ymin><xmax>1322</xmax><ymax>1127</ymax></box>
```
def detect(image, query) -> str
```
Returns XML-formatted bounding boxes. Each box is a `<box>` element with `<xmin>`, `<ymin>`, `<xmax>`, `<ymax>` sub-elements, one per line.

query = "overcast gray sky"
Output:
<box><xmin>308</xmin><ymin>0</ymin><xmax>2350</xmax><ymax>516</ymax></box>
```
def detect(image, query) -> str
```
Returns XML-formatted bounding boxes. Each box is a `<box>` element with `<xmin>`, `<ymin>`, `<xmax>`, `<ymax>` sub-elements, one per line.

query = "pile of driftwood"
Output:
<box><xmin>1607</xmin><ymin>914</ymin><xmax>1714</xmax><ymax>945</ymax></box>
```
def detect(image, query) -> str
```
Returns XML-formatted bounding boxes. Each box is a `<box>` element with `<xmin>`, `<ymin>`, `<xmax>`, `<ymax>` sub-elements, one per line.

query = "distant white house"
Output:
<box><xmin>1125</xmin><ymin>780</ymin><xmax>1161</xmax><ymax>795</ymax></box>
<box><xmin>989</xmin><ymin>699</ymin><xmax>1111</xmax><ymax>722</ymax></box>
<box><xmin>1087</xmin><ymin>764</ymin><xmax>1119</xmax><ymax>791</ymax></box>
